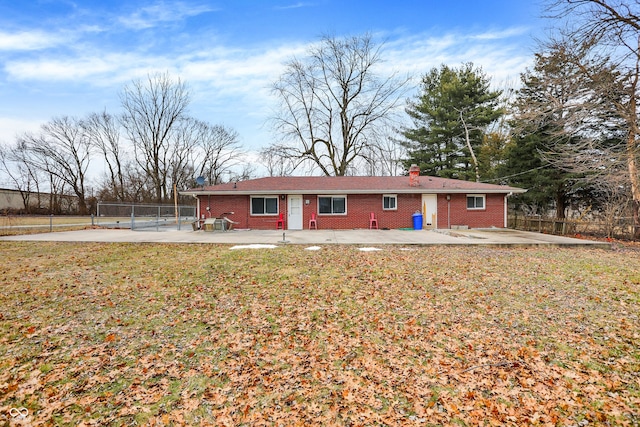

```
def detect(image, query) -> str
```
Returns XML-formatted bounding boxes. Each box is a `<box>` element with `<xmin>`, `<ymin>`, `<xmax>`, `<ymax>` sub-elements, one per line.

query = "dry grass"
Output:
<box><xmin>0</xmin><ymin>216</ymin><xmax>177</xmax><ymax>237</ymax></box>
<box><xmin>0</xmin><ymin>216</ymin><xmax>92</xmax><ymax>237</ymax></box>
<box><xmin>0</xmin><ymin>216</ymin><xmax>95</xmax><ymax>226</ymax></box>
<box><xmin>0</xmin><ymin>242</ymin><xmax>638</xmax><ymax>426</ymax></box>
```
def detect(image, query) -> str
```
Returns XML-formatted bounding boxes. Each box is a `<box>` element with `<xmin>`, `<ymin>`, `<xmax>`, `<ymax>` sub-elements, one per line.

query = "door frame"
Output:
<box><xmin>287</xmin><ymin>194</ymin><xmax>303</xmax><ymax>230</ymax></box>
<box><xmin>421</xmin><ymin>194</ymin><xmax>437</xmax><ymax>229</ymax></box>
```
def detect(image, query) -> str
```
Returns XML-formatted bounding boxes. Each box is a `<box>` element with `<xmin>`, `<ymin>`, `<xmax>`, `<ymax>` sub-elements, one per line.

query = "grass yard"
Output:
<box><xmin>0</xmin><ymin>242</ymin><xmax>639</xmax><ymax>426</ymax></box>
<box><xmin>0</xmin><ymin>216</ymin><xmax>90</xmax><ymax>237</ymax></box>
<box><xmin>0</xmin><ymin>216</ymin><xmax>94</xmax><ymax>227</ymax></box>
<box><xmin>0</xmin><ymin>216</ymin><xmax>178</xmax><ymax>237</ymax></box>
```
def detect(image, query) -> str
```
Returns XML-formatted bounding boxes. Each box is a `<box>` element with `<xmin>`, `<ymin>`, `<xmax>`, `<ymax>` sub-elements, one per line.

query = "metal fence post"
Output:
<box><xmin>89</xmin><ymin>202</ymin><xmax>196</xmax><ymax>231</ymax></box>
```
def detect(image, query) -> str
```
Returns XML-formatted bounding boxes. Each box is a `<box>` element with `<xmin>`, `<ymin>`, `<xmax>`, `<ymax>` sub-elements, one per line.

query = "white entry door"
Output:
<box><xmin>421</xmin><ymin>194</ymin><xmax>437</xmax><ymax>229</ymax></box>
<box><xmin>288</xmin><ymin>195</ymin><xmax>303</xmax><ymax>230</ymax></box>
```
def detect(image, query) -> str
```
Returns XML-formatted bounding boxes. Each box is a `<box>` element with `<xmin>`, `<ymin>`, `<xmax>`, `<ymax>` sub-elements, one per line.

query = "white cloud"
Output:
<box><xmin>3</xmin><ymin>39</ymin><xmax>306</xmax><ymax>124</ymax></box>
<box><xmin>274</xmin><ymin>2</ymin><xmax>315</xmax><ymax>10</ymax></box>
<box><xmin>0</xmin><ymin>30</ymin><xmax>67</xmax><ymax>51</ymax></box>
<box><xmin>118</xmin><ymin>1</ymin><xmax>217</xmax><ymax>30</ymax></box>
<box><xmin>470</xmin><ymin>27</ymin><xmax>530</xmax><ymax>40</ymax></box>
<box><xmin>179</xmin><ymin>44</ymin><xmax>303</xmax><ymax>89</ymax></box>
<box><xmin>382</xmin><ymin>30</ymin><xmax>533</xmax><ymax>87</ymax></box>
<box><xmin>0</xmin><ymin>26</ymin><xmax>533</xmax><ymax>154</ymax></box>
<box><xmin>0</xmin><ymin>117</ymin><xmax>42</xmax><ymax>145</ymax></box>
<box><xmin>4</xmin><ymin>27</ymin><xmax>530</xmax><ymax>92</ymax></box>
<box><xmin>5</xmin><ymin>53</ymin><xmax>138</xmax><ymax>82</ymax></box>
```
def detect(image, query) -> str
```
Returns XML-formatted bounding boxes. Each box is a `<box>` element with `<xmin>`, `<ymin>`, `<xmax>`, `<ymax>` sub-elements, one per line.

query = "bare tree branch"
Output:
<box><xmin>544</xmin><ymin>0</ymin><xmax>640</xmax><ymax>237</ymax></box>
<box><xmin>84</xmin><ymin>111</ymin><xmax>127</xmax><ymax>201</ymax></box>
<box><xmin>120</xmin><ymin>72</ymin><xmax>190</xmax><ymax>202</ymax></box>
<box><xmin>18</xmin><ymin>116</ymin><xmax>92</xmax><ymax>214</ymax></box>
<box><xmin>270</xmin><ymin>34</ymin><xmax>410</xmax><ymax>176</ymax></box>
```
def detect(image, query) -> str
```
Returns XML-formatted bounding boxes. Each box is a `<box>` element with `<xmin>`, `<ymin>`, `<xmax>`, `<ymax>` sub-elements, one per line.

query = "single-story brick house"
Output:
<box><xmin>181</xmin><ymin>166</ymin><xmax>526</xmax><ymax>230</ymax></box>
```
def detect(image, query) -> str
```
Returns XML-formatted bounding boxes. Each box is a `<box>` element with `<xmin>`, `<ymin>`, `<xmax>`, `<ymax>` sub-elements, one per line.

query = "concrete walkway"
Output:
<box><xmin>0</xmin><ymin>227</ymin><xmax>611</xmax><ymax>248</ymax></box>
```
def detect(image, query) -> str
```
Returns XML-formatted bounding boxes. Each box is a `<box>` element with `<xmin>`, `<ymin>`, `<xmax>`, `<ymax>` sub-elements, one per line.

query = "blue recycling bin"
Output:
<box><xmin>412</xmin><ymin>212</ymin><xmax>423</xmax><ymax>230</ymax></box>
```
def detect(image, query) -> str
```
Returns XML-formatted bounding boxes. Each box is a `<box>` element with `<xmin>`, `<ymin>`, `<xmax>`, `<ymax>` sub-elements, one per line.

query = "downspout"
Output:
<box><xmin>446</xmin><ymin>194</ymin><xmax>451</xmax><ymax>229</ymax></box>
<box><xmin>190</xmin><ymin>193</ymin><xmax>200</xmax><ymax>228</ymax></box>
<box><xmin>191</xmin><ymin>193</ymin><xmax>199</xmax><ymax>219</ymax></box>
<box><xmin>504</xmin><ymin>192</ymin><xmax>513</xmax><ymax>228</ymax></box>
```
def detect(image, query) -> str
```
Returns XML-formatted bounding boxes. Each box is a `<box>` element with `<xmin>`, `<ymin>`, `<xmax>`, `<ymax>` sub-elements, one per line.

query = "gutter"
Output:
<box><xmin>181</xmin><ymin>188</ymin><xmax>528</xmax><ymax>197</ymax></box>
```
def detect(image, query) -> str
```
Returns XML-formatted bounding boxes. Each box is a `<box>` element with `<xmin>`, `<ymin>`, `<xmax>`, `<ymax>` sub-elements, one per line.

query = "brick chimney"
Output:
<box><xmin>409</xmin><ymin>164</ymin><xmax>420</xmax><ymax>187</ymax></box>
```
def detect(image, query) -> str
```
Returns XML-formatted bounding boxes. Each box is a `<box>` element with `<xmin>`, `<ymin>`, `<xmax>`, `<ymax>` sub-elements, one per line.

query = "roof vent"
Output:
<box><xmin>409</xmin><ymin>164</ymin><xmax>420</xmax><ymax>187</ymax></box>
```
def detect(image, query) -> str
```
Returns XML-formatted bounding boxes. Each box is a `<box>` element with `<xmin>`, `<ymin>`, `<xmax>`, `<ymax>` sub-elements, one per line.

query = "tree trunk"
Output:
<box><xmin>627</xmin><ymin>137</ymin><xmax>640</xmax><ymax>239</ymax></box>
<box><xmin>556</xmin><ymin>186</ymin><xmax>566</xmax><ymax>220</ymax></box>
<box><xmin>77</xmin><ymin>197</ymin><xmax>88</xmax><ymax>215</ymax></box>
<box><xmin>625</xmin><ymin>65</ymin><xmax>640</xmax><ymax>240</ymax></box>
<box><xmin>459</xmin><ymin>110</ymin><xmax>481</xmax><ymax>182</ymax></box>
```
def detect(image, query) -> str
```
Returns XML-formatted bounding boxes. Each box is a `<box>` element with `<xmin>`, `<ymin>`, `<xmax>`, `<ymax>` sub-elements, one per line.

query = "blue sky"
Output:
<box><xmin>0</xmin><ymin>0</ymin><xmax>544</xmax><ymax>174</ymax></box>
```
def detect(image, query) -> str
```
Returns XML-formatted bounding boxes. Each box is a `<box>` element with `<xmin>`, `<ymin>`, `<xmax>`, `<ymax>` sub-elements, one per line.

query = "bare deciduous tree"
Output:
<box><xmin>0</xmin><ymin>142</ymin><xmax>41</xmax><ymax>212</ymax></box>
<box><xmin>258</xmin><ymin>144</ymin><xmax>298</xmax><ymax>177</ymax></box>
<box><xmin>229</xmin><ymin>163</ymin><xmax>255</xmax><ymax>182</ymax></box>
<box><xmin>168</xmin><ymin>118</ymin><xmax>199</xmax><ymax>198</ymax></box>
<box><xmin>2</xmin><ymin>72</ymin><xmax>244</xmax><ymax>207</ymax></box>
<box><xmin>270</xmin><ymin>34</ymin><xmax>410</xmax><ymax>176</ymax></box>
<box><xmin>18</xmin><ymin>116</ymin><xmax>92</xmax><ymax>214</ymax></box>
<box><xmin>84</xmin><ymin>111</ymin><xmax>127</xmax><ymax>201</ymax></box>
<box><xmin>546</xmin><ymin>0</ymin><xmax>640</xmax><ymax>238</ymax></box>
<box><xmin>190</xmin><ymin>121</ymin><xmax>244</xmax><ymax>185</ymax></box>
<box><xmin>360</xmin><ymin>127</ymin><xmax>406</xmax><ymax>176</ymax></box>
<box><xmin>120</xmin><ymin>72</ymin><xmax>190</xmax><ymax>202</ymax></box>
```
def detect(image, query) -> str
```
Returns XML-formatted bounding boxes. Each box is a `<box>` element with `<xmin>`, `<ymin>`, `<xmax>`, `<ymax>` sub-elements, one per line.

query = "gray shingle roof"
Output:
<box><xmin>183</xmin><ymin>175</ymin><xmax>526</xmax><ymax>195</ymax></box>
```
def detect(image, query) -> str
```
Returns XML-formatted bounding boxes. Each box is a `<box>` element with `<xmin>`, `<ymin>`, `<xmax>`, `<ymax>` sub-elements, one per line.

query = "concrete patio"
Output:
<box><xmin>0</xmin><ymin>227</ymin><xmax>611</xmax><ymax>248</ymax></box>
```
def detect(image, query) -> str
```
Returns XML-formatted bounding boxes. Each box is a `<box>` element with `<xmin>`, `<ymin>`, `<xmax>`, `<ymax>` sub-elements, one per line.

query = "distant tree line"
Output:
<box><xmin>0</xmin><ymin>0</ymin><xmax>638</xmax><ymax>238</ymax></box>
<box><xmin>0</xmin><ymin>72</ymin><xmax>247</xmax><ymax>215</ymax></box>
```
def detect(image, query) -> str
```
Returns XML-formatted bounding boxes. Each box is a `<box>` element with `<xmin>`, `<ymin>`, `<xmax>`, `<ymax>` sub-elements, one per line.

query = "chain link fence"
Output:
<box><xmin>509</xmin><ymin>215</ymin><xmax>638</xmax><ymax>240</ymax></box>
<box><xmin>96</xmin><ymin>202</ymin><xmax>197</xmax><ymax>231</ymax></box>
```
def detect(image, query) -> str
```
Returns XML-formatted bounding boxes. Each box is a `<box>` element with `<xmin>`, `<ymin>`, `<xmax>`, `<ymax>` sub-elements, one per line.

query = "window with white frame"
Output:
<box><xmin>383</xmin><ymin>194</ymin><xmax>397</xmax><ymax>210</ymax></box>
<box><xmin>467</xmin><ymin>194</ymin><xmax>485</xmax><ymax>210</ymax></box>
<box><xmin>251</xmin><ymin>196</ymin><xmax>278</xmax><ymax>215</ymax></box>
<box><xmin>318</xmin><ymin>196</ymin><xmax>346</xmax><ymax>215</ymax></box>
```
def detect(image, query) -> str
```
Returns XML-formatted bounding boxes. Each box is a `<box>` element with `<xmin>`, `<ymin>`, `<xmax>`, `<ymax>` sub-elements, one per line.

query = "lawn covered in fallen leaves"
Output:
<box><xmin>0</xmin><ymin>242</ymin><xmax>639</xmax><ymax>426</ymax></box>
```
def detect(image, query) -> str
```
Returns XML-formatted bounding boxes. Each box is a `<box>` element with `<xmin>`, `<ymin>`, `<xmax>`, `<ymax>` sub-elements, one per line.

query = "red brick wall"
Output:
<box><xmin>198</xmin><ymin>192</ymin><xmax>506</xmax><ymax>230</ymax></box>
<box><xmin>199</xmin><ymin>195</ymin><xmax>250</xmax><ymax>229</ymax></box>
<box><xmin>306</xmin><ymin>194</ymin><xmax>422</xmax><ymax>230</ymax></box>
<box><xmin>437</xmin><ymin>193</ymin><xmax>505</xmax><ymax>229</ymax></box>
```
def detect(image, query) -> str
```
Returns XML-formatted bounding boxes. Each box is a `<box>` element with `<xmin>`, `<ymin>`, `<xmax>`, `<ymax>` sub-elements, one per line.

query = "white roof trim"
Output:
<box><xmin>182</xmin><ymin>188</ymin><xmax>526</xmax><ymax>196</ymax></box>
